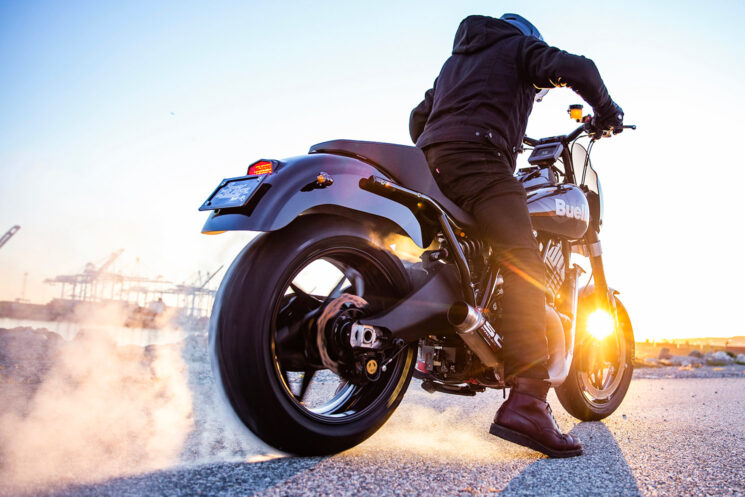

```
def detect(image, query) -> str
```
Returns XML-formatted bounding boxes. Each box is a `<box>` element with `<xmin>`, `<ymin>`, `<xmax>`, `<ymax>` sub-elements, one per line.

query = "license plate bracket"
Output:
<box><xmin>199</xmin><ymin>175</ymin><xmax>267</xmax><ymax>211</ymax></box>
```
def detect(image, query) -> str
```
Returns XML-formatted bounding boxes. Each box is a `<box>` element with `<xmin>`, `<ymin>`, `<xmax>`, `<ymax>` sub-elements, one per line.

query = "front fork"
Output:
<box><xmin>580</xmin><ymin>229</ymin><xmax>619</xmax><ymax>371</ymax></box>
<box><xmin>583</xmin><ymin>229</ymin><xmax>615</xmax><ymax>312</ymax></box>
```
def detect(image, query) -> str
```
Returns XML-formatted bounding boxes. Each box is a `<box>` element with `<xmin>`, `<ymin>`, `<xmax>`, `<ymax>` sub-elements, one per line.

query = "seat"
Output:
<box><xmin>309</xmin><ymin>139</ymin><xmax>476</xmax><ymax>229</ymax></box>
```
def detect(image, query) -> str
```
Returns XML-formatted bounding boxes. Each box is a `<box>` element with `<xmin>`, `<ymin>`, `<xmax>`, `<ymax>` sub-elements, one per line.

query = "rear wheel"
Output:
<box><xmin>210</xmin><ymin>216</ymin><xmax>415</xmax><ymax>455</ymax></box>
<box><xmin>556</xmin><ymin>296</ymin><xmax>634</xmax><ymax>421</ymax></box>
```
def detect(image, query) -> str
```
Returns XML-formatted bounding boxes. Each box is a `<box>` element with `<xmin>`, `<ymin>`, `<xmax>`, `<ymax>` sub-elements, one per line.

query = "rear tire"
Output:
<box><xmin>556</xmin><ymin>296</ymin><xmax>634</xmax><ymax>421</ymax></box>
<box><xmin>210</xmin><ymin>215</ymin><xmax>415</xmax><ymax>455</ymax></box>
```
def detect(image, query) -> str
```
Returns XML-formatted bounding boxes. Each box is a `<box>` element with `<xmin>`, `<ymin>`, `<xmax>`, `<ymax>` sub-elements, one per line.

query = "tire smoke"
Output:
<box><xmin>353</xmin><ymin>404</ymin><xmax>502</xmax><ymax>461</ymax></box>
<box><xmin>0</xmin><ymin>327</ymin><xmax>193</xmax><ymax>493</ymax></box>
<box><xmin>0</xmin><ymin>302</ymin><xmax>270</xmax><ymax>495</ymax></box>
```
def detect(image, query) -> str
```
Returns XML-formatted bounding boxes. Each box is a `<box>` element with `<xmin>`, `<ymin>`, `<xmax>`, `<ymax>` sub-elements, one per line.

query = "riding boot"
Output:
<box><xmin>490</xmin><ymin>377</ymin><xmax>583</xmax><ymax>458</ymax></box>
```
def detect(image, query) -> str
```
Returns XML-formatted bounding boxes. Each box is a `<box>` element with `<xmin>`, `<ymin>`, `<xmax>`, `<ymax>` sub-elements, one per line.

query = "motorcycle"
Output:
<box><xmin>200</xmin><ymin>105</ymin><xmax>636</xmax><ymax>455</ymax></box>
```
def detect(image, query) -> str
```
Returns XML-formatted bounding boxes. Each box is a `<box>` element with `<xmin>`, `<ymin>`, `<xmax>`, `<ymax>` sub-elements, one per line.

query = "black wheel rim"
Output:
<box><xmin>269</xmin><ymin>246</ymin><xmax>410</xmax><ymax>424</ymax></box>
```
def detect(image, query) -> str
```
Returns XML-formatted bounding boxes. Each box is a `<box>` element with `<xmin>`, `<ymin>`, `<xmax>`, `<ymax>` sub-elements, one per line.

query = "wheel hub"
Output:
<box><xmin>579</xmin><ymin>328</ymin><xmax>627</xmax><ymax>401</ymax></box>
<box><xmin>316</xmin><ymin>294</ymin><xmax>368</xmax><ymax>374</ymax></box>
<box><xmin>315</xmin><ymin>294</ymin><xmax>388</xmax><ymax>384</ymax></box>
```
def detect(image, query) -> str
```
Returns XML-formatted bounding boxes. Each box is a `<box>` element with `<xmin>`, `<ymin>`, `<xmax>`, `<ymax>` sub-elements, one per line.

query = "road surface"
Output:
<box><xmin>25</xmin><ymin>376</ymin><xmax>745</xmax><ymax>497</ymax></box>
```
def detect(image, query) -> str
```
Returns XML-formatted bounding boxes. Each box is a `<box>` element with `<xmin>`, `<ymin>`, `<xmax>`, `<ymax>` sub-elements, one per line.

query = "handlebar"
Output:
<box><xmin>523</xmin><ymin>123</ymin><xmax>636</xmax><ymax>148</ymax></box>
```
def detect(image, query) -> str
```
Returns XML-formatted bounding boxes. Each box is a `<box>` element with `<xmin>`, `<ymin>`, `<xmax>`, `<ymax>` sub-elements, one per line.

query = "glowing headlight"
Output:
<box><xmin>586</xmin><ymin>310</ymin><xmax>615</xmax><ymax>340</ymax></box>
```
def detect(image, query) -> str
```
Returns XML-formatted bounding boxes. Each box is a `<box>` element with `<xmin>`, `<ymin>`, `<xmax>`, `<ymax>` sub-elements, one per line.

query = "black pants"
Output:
<box><xmin>424</xmin><ymin>142</ymin><xmax>548</xmax><ymax>380</ymax></box>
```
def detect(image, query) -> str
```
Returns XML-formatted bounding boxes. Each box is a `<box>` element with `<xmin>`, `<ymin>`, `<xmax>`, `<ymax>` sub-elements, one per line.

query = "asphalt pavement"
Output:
<box><xmin>23</xmin><ymin>375</ymin><xmax>745</xmax><ymax>497</ymax></box>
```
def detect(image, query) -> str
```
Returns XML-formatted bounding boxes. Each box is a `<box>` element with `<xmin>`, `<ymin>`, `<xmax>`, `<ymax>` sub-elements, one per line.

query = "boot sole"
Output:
<box><xmin>489</xmin><ymin>423</ymin><xmax>583</xmax><ymax>458</ymax></box>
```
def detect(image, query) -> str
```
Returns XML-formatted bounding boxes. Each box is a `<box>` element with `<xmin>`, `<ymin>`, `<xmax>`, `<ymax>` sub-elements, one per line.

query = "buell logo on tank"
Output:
<box><xmin>555</xmin><ymin>199</ymin><xmax>589</xmax><ymax>222</ymax></box>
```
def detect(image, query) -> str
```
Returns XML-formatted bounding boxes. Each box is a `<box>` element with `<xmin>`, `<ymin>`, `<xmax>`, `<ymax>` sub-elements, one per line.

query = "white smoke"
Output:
<box><xmin>0</xmin><ymin>329</ymin><xmax>193</xmax><ymax>493</ymax></box>
<box><xmin>0</xmin><ymin>295</ymin><xmax>274</xmax><ymax>495</ymax></box>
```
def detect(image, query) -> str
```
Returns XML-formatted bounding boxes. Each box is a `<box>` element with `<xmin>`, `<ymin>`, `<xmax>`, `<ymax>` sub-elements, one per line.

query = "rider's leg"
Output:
<box><xmin>425</xmin><ymin>142</ymin><xmax>549</xmax><ymax>379</ymax></box>
<box><xmin>472</xmin><ymin>193</ymin><xmax>582</xmax><ymax>457</ymax></box>
<box><xmin>424</xmin><ymin>142</ymin><xmax>582</xmax><ymax>457</ymax></box>
<box><xmin>471</xmin><ymin>193</ymin><xmax>548</xmax><ymax>381</ymax></box>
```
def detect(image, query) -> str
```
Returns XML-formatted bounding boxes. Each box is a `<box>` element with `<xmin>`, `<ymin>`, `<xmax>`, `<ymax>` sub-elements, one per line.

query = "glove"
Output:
<box><xmin>590</xmin><ymin>101</ymin><xmax>624</xmax><ymax>138</ymax></box>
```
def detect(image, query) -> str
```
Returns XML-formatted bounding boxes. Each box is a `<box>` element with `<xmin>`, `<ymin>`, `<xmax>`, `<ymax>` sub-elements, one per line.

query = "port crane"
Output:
<box><xmin>0</xmin><ymin>225</ymin><xmax>20</xmax><ymax>251</ymax></box>
<box><xmin>44</xmin><ymin>249</ymin><xmax>126</xmax><ymax>301</ymax></box>
<box><xmin>42</xmin><ymin>249</ymin><xmax>221</xmax><ymax>325</ymax></box>
<box><xmin>168</xmin><ymin>265</ymin><xmax>223</xmax><ymax>319</ymax></box>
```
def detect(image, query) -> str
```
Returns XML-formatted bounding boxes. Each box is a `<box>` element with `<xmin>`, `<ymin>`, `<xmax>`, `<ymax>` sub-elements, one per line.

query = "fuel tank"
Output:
<box><xmin>527</xmin><ymin>185</ymin><xmax>590</xmax><ymax>239</ymax></box>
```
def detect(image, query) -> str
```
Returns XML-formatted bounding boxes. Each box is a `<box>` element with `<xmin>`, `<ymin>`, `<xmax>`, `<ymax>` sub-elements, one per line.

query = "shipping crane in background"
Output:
<box><xmin>168</xmin><ymin>265</ymin><xmax>223</xmax><ymax>319</ymax></box>
<box><xmin>0</xmin><ymin>240</ymin><xmax>222</xmax><ymax>329</ymax></box>
<box><xmin>0</xmin><ymin>225</ymin><xmax>21</xmax><ymax>251</ymax></box>
<box><xmin>41</xmin><ymin>249</ymin><xmax>221</xmax><ymax>326</ymax></box>
<box><xmin>44</xmin><ymin>249</ymin><xmax>127</xmax><ymax>301</ymax></box>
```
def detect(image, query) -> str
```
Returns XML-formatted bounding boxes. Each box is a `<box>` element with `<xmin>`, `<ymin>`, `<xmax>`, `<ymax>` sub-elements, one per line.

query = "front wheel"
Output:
<box><xmin>210</xmin><ymin>216</ymin><xmax>415</xmax><ymax>455</ymax></box>
<box><xmin>556</xmin><ymin>295</ymin><xmax>634</xmax><ymax>421</ymax></box>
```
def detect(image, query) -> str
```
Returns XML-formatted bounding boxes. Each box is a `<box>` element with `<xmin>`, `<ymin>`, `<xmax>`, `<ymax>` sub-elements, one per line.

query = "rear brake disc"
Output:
<box><xmin>316</xmin><ymin>294</ymin><xmax>368</xmax><ymax>373</ymax></box>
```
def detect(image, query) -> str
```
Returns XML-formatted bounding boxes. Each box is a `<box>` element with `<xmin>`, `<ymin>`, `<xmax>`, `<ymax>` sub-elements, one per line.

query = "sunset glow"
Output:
<box><xmin>586</xmin><ymin>310</ymin><xmax>615</xmax><ymax>341</ymax></box>
<box><xmin>1</xmin><ymin>1</ymin><xmax>744</xmax><ymax>341</ymax></box>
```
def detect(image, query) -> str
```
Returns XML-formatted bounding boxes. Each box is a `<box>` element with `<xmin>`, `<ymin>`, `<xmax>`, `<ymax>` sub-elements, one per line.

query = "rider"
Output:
<box><xmin>410</xmin><ymin>14</ymin><xmax>623</xmax><ymax>458</ymax></box>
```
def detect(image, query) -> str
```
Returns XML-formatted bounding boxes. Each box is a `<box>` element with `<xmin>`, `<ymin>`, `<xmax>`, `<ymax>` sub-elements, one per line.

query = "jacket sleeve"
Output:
<box><xmin>518</xmin><ymin>38</ymin><xmax>614</xmax><ymax>115</ymax></box>
<box><xmin>409</xmin><ymin>78</ymin><xmax>437</xmax><ymax>143</ymax></box>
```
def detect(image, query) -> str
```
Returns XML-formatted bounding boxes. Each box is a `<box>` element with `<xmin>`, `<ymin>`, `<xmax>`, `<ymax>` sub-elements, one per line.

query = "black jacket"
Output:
<box><xmin>410</xmin><ymin>15</ymin><xmax>615</xmax><ymax>167</ymax></box>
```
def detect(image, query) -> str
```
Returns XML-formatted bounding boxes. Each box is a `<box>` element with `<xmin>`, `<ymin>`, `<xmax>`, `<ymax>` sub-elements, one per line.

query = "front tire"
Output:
<box><xmin>556</xmin><ymin>296</ymin><xmax>634</xmax><ymax>421</ymax></box>
<box><xmin>211</xmin><ymin>216</ymin><xmax>415</xmax><ymax>455</ymax></box>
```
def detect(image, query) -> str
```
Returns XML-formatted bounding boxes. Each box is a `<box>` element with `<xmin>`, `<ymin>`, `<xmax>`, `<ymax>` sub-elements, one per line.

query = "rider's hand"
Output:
<box><xmin>590</xmin><ymin>101</ymin><xmax>624</xmax><ymax>138</ymax></box>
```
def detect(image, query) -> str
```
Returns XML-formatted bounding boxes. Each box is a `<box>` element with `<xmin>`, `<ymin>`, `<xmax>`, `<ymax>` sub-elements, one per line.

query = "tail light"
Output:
<box><xmin>248</xmin><ymin>159</ymin><xmax>275</xmax><ymax>176</ymax></box>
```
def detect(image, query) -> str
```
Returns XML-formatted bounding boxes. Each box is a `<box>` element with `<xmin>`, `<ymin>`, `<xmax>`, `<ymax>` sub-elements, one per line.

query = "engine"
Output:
<box><xmin>413</xmin><ymin>236</ymin><xmax>568</xmax><ymax>393</ymax></box>
<box><xmin>454</xmin><ymin>233</ymin><xmax>566</xmax><ymax>300</ymax></box>
<box><xmin>414</xmin><ymin>335</ymin><xmax>502</xmax><ymax>389</ymax></box>
<box><xmin>543</xmin><ymin>240</ymin><xmax>566</xmax><ymax>299</ymax></box>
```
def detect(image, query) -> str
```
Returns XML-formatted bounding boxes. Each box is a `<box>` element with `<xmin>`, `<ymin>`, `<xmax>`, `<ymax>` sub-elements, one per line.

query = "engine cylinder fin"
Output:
<box><xmin>544</xmin><ymin>241</ymin><xmax>565</xmax><ymax>297</ymax></box>
<box><xmin>457</xmin><ymin>238</ymin><xmax>484</xmax><ymax>259</ymax></box>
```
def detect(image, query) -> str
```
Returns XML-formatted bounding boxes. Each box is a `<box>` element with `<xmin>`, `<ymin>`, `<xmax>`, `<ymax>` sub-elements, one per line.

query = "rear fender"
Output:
<box><xmin>201</xmin><ymin>153</ymin><xmax>432</xmax><ymax>247</ymax></box>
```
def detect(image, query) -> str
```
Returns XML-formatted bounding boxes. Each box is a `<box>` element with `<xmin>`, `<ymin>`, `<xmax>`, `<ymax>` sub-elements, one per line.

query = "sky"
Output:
<box><xmin>1</xmin><ymin>0</ymin><xmax>744</xmax><ymax>340</ymax></box>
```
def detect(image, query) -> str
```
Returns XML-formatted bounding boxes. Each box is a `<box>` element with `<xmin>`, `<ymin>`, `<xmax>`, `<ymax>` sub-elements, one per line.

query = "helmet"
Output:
<box><xmin>500</xmin><ymin>13</ymin><xmax>543</xmax><ymax>42</ymax></box>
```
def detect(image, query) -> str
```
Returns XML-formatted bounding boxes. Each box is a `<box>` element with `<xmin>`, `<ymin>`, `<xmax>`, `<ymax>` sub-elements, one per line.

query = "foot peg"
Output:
<box><xmin>448</xmin><ymin>302</ymin><xmax>502</xmax><ymax>367</ymax></box>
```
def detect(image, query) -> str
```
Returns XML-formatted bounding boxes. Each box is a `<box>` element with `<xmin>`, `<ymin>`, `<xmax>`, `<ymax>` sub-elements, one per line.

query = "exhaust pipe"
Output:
<box><xmin>448</xmin><ymin>302</ymin><xmax>502</xmax><ymax>367</ymax></box>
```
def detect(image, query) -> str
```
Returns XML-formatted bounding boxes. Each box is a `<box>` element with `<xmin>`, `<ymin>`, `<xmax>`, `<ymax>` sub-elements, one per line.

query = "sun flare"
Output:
<box><xmin>586</xmin><ymin>310</ymin><xmax>615</xmax><ymax>340</ymax></box>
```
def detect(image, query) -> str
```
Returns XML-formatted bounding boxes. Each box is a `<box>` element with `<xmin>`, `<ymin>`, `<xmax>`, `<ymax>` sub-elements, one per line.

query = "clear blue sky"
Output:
<box><xmin>1</xmin><ymin>0</ymin><xmax>744</xmax><ymax>339</ymax></box>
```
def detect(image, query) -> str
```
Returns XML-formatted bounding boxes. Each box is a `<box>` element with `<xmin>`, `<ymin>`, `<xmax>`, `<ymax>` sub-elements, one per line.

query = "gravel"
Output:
<box><xmin>633</xmin><ymin>364</ymin><xmax>745</xmax><ymax>379</ymax></box>
<box><xmin>705</xmin><ymin>351</ymin><xmax>736</xmax><ymax>366</ymax></box>
<box><xmin>16</xmin><ymin>377</ymin><xmax>744</xmax><ymax>497</ymax></box>
<box><xmin>2</xmin><ymin>328</ymin><xmax>745</xmax><ymax>497</ymax></box>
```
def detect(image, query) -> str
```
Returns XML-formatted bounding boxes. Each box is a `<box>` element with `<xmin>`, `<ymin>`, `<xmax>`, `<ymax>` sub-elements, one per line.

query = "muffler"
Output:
<box><xmin>448</xmin><ymin>302</ymin><xmax>502</xmax><ymax>367</ymax></box>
